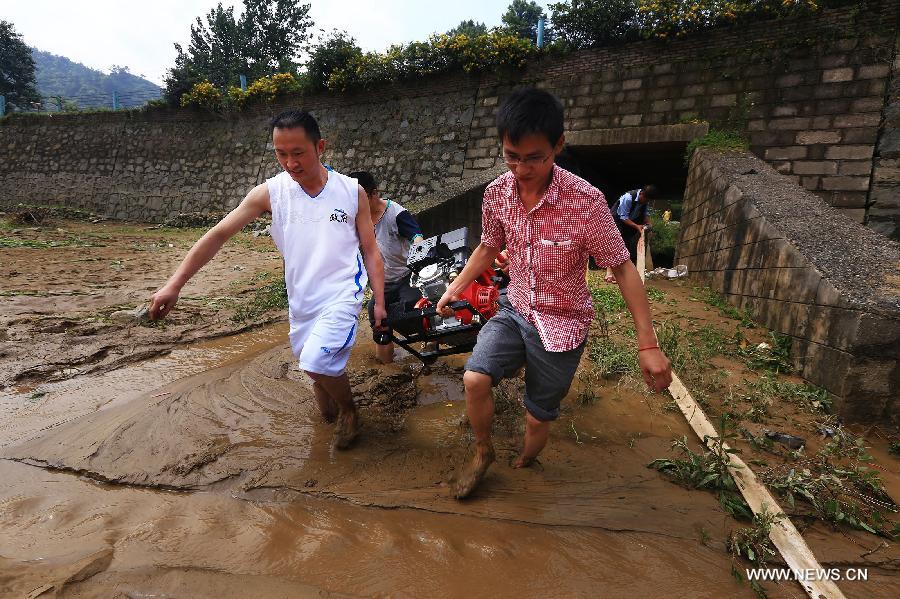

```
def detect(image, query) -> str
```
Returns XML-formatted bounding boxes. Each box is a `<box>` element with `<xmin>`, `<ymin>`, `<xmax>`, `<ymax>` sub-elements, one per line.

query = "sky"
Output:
<box><xmin>4</xmin><ymin>0</ymin><xmax>555</xmax><ymax>87</ymax></box>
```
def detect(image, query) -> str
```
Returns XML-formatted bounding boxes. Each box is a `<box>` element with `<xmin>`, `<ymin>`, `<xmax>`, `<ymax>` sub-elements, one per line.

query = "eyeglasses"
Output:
<box><xmin>499</xmin><ymin>150</ymin><xmax>552</xmax><ymax>167</ymax></box>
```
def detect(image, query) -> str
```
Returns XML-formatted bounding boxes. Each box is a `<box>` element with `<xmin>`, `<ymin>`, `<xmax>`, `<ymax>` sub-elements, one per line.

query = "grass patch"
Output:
<box><xmin>747</xmin><ymin>373</ymin><xmax>832</xmax><ymax>414</ymax></box>
<box><xmin>0</xmin><ymin>236</ymin><xmax>102</xmax><ymax>249</ymax></box>
<box><xmin>689</xmin><ymin>286</ymin><xmax>755</xmax><ymax>327</ymax></box>
<box><xmin>586</xmin><ymin>338</ymin><xmax>639</xmax><ymax>378</ymax></box>
<box><xmin>646</xmin><ymin>286</ymin><xmax>666</xmax><ymax>303</ymax></box>
<box><xmin>231</xmin><ymin>275</ymin><xmax>288</xmax><ymax>322</ymax></box>
<box><xmin>890</xmin><ymin>441</ymin><xmax>900</xmax><ymax>457</ymax></box>
<box><xmin>740</xmin><ymin>332</ymin><xmax>793</xmax><ymax>374</ymax></box>
<box><xmin>656</xmin><ymin>321</ymin><xmax>732</xmax><ymax>376</ymax></box>
<box><xmin>685</xmin><ymin>129</ymin><xmax>749</xmax><ymax>165</ymax></box>
<box><xmin>590</xmin><ymin>285</ymin><xmax>627</xmax><ymax>315</ymax></box>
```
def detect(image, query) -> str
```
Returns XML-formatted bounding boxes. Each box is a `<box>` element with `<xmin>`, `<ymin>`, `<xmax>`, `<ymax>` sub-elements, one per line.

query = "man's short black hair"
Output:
<box><xmin>269</xmin><ymin>109</ymin><xmax>321</xmax><ymax>143</ymax></box>
<box><xmin>349</xmin><ymin>170</ymin><xmax>377</xmax><ymax>195</ymax></box>
<box><xmin>642</xmin><ymin>184</ymin><xmax>660</xmax><ymax>200</ymax></box>
<box><xmin>496</xmin><ymin>88</ymin><xmax>564</xmax><ymax>146</ymax></box>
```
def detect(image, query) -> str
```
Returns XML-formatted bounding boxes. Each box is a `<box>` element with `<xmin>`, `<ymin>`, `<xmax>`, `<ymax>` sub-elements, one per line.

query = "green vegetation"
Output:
<box><xmin>231</xmin><ymin>274</ymin><xmax>288</xmax><ymax>322</ymax></box>
<box><xmin>648</xmin><ymin>212</ymin><xmax>679</xmax><ymax>268</ymax></box>
<box><xmin>33</xmin><ymin>50</ymin><xmax>161</xmax><ymax>110</ymax></box>
<box><xmin>685</xmin><ymin>130</ymin><xmax>749</xmax><ymax>164</ymax></box>
<box><xmin>890</xmin><ymin>441</ymin><xmax>900</xmax><ymax>457</ymax></box>
<box><xmin>165</xmin><ymin>0</ymin><xmax>313</xmax><ymax>104</ymax></box>
<box><xmin>739</xmin><ymin>332</ymin><xmax>793</xmax><ymax>374</ymax></box>
<box><xmin>746</xmin><ymin>374</ymin><xmax>831</xmax><ymax>414</ymax></box>
<box><xmin>648</xmin><ymin>417</ymin><xmax>753</xmax><ymax>519</ymax></box>
<box><xmin>0</xmin><ymin>236</ymin><xmax>102</xmax><ymax>249</ymax></box>
<box><xmin>728</xmin><ymin>506</ymin><xmax>781</xmax><ymax>565</ymax></box>
<box><xmin>0</xmin><ymin>21</ymin><xmax>41</xmax><ymax>110</ymax></box>
<box><xmin>728</xmin><ymin>507</ymin><xmax>781</xmax><ymax>598</ymax></box>
<box><xmin>690</xmin><ymin>286</ymin><xmax>754</xmax><ymax>328</ymax></box>
<box><xmin>758</xmin><ymin>422</ymin><xmax>898</xmax><ymax>538</ymax></box>
<box><xmin>590</xmin><ymin>285</ymin><xmax>628</xmax><ymax>315</ymax></box>
<box><xmin>171</xmin><ymin>0</ymin><xmax>854</xmax><ymax>106</ymax></box>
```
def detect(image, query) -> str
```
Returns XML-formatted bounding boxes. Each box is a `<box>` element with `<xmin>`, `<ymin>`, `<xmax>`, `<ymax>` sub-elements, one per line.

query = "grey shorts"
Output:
<box><xmin>465</xmin><ymin>297</ymin><xmax>586</xmax><ymax>421</ymax></box>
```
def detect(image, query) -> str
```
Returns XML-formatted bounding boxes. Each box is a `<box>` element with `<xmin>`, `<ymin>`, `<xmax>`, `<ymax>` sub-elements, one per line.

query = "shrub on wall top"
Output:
<box><xmin>326</xmin><ymin>32</ymin><xmax>537</xmax><ymax>92</ymax></box>
<box><xmin>179</xmin><ymin>81</ymin><xmax>222</xmax><ymax>110</ymax></box>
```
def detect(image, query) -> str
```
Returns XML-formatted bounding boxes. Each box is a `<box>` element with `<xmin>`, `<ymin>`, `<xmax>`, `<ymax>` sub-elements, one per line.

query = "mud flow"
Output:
<box><xmin>1</xmin><ymin>221</ymin><xmax>896</xmax><ymax>598</ymax></box>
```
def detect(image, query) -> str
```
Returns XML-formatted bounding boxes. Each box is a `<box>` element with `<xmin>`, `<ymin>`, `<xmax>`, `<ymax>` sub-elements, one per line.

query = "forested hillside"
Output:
<box><xmin>33</xmin><ymin>49</ymin><xmax>161</xmax><ymax>110</ymax></box>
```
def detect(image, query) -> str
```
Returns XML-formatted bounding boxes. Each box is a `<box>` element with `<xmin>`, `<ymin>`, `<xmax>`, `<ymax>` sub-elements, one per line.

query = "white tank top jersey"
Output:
<box><xmin>267</xmin><ymin>169</ymin><xmax>368</xmax><ymax>330</ymax></box>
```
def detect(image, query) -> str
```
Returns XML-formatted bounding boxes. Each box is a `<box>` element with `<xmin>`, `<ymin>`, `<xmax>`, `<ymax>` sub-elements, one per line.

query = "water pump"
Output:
<box><xmin>379</xmin><ymin>227</ymin><xmax>502</xmax><ymax>364</ymax></box>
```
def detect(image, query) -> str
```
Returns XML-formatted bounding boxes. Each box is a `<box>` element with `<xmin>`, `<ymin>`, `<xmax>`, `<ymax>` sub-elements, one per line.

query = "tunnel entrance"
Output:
<box><xmin>561</xmin><ymin>124</ymin><xmax>705</xmax><ymax>267</ymax></box>
<box><xmin>417</xmin><ymin>124</ymin><xmax>705</xmax><ymax>268</ymax></box>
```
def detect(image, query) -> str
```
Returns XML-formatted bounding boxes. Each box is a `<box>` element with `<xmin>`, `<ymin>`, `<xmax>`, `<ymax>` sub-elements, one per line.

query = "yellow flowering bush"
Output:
<box><xmin>326</xmin><ymin>31</ymin><xmax>536</xmax><ymax>92</ymax></box>
<box><xmin>636</xmin><ymin>0</ymin><xmax>821</xmax><ymax>38</ymax></box>
<box><xmin>180</xmin><ymin>81</ymin><xmax>222</xmax><ymax>109</ymax></box>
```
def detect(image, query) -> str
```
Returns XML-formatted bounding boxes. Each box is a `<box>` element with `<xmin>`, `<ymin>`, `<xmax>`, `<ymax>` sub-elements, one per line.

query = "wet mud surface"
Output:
<box><xmin>1</xmin><ymin>220</ymin><xmax>898</xmax><ymax>598</ymax></box>
<box><xmin>0</xmin><ymin>220</ymin><xmax>284</xmax><ymax>390</ymax></box>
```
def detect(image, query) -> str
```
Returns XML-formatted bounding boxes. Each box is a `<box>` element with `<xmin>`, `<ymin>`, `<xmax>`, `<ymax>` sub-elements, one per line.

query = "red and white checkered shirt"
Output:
<box><xmin>481</xmin><ymin>165</ymin><xmax>630</xmax><ymax>352</ymax></box>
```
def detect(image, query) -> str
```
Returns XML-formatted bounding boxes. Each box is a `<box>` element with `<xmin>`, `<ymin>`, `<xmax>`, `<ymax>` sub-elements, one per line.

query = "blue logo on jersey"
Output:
<box><xmin>329</xmin><ymin>208</ymin><xmax>348</xmax><ymax>224</ymax></box>
<box><xmin>320</xmin><ymin>346</ymin><xmax>332</xmax><ymax>354</ymax></box>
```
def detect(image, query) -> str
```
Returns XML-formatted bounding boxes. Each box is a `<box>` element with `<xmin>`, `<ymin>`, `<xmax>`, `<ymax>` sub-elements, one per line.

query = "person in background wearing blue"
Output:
<box><xmin>350</xmin><ymin>171</ymin><xmax>424</xmax><ymax>364</ymax></box>
<box><xmin>605</xmin><ymin>184</ymin><xmax>658</xmax><ymax>284</ymax></box>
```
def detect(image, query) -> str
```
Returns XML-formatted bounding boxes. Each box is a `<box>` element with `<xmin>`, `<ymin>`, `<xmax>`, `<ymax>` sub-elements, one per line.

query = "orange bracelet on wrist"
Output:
<box><xmin>638</xmin><ymin>345</ymin><xmax>659</xmax><ymax>352</ymax></box>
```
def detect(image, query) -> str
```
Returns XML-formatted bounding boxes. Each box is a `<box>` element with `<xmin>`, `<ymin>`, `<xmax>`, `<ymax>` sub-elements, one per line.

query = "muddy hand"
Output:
<box><xmin>148</xmin><ymin>285</ymin><xmax>180</xmax><ymax>320</ymax></box>
<box><xmin>372</xmin><ymin>301</ymin><xmax>388</xmax><ymax>330</ymax></box>
<box><xmin>639</xmin><ymin>348</ymin><xmax>672</xmax><ymax>393</ymax></box>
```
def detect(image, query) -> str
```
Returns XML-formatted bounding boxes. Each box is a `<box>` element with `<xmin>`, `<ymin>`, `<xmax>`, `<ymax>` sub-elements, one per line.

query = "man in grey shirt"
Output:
<box><xmin>351</xmin><ymin>171</ymin><xmax>424</xmax><ymax>364</ymax></box>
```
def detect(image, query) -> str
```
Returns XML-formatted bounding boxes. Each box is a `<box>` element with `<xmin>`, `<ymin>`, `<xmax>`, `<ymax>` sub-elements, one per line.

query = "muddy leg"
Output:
<box><xmin>512</xmin><ymin>412</ymin><xmax>550</xmax><ymax>468</ymax></box>
<box><xmin>375</xmin><ymin>341</ymin><xmax>394</xmax><ymax>364</ymax></box>
<box><xmin>453</xmin><ymin>371</ymin><xmax>496</xmax><ymax>499</ymax></box>
<box><xmin>306</xmin><ymin>371</ymin><xmax>359</xmax><ymax>449</ymax></box>
<box><xmin>312</xmin><ymin>380</ymin><xmax>338</xmax><ymax>423</ymax></box>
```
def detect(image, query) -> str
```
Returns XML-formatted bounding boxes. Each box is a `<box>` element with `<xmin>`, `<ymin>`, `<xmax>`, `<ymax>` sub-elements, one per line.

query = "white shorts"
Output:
<box><xmin>290</xmin><ymin>305</ymin><xmax>360</xmax><ymax>377</ymax></box>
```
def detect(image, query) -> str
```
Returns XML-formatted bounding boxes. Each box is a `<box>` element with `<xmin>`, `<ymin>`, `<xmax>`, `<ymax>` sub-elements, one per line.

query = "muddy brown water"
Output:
<box><xmin>0</xmin><ymin>324</ymin><xmax>892</xmax><ymax>598</ymax></box>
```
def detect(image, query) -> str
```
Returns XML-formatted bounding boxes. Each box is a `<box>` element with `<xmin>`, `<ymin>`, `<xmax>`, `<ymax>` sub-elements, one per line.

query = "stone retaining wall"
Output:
<box><xmin>0</xmin><ymin>3</ymin><xmax>897</xmax><ymax>234</ymax></box>
<box><xmin>677</xmin><ymin>148</ymin><xmax>900</xmax><ymax>423</ymax></box>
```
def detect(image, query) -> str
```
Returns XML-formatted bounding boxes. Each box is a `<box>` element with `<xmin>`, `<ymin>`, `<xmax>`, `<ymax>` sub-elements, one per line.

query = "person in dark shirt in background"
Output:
<box><xmin>605</xmin><ymin>185</ymin><xmax>658</xmax><ymax>283</ymax></box>
<box><xmin>351</xmin><ymin>171</ymin><xmax>424</xmax><ymax>364</ymax></box>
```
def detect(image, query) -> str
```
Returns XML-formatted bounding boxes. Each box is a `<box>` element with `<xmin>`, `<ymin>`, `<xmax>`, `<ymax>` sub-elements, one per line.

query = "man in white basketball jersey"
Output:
<box><xmin>148</xmin><ymin>110</ymin><xmax>386</xmax><ymax>449</ymax></box>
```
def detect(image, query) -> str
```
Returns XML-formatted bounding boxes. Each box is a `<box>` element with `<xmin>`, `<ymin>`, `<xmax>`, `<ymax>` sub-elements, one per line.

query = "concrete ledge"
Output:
<box><xmin>678</xmin><ymin>148</ymin><xmax>900</xmax><ymax>423</ymax></box>
<box><xmin>566</xmin><ymin>123</ymin><xmax>710</xmax><ymax>147</ymax></box>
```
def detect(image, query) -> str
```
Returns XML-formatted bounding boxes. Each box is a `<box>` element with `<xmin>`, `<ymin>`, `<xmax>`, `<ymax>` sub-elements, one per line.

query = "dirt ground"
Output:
<box><xmin>0</xmin><ymin>217</ymin><xmax>897</xmax><ymax>598</ymax></box>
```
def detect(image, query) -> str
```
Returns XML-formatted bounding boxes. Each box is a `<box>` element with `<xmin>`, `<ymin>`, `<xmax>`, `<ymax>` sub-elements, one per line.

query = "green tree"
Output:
<box><xmin>0</xmin><ymin>21</ymin><xmax>41</xmax><ymax>110</ymax></box>
<box><xmin>164</xmin><ymin>0</ymin><xmax>312</xmax><ymax>103</ymax></box>
<box><xmin>549</xmin><ymin>0</ymin><xmax>639</xmax><ymax>48</ymax></box>
<box><xmin>446</xmin><ymin>19</ymin><xmax>489</xmax><ymax>37</ymax></box>
<box><xmin>304</xmin><ymin>31</ymin><xmax>362</xmax><ymax>91</ymax></box>
<box><xmin>501</xmin><ymin>0</ymin><xmax>548</xmax><ymax>43</ymax></box>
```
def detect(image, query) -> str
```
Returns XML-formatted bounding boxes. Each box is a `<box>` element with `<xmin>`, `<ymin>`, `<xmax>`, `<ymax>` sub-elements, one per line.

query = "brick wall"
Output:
<box><xmin>677</xmin><ymin>148</ymin><xmax>900</xmax><ymax>423</ymax></box>
<box><xmin>869</xmin><ymin>35</ymin><xmax>900</xmax><ymax>239</ymax></box>
<box><xmin>0</xmin><ymin>3</ymin><xmax>897</xmax><ymax>228</ymax></box>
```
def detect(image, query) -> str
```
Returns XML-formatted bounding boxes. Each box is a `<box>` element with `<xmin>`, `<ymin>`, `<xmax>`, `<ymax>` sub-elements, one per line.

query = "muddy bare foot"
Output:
<box><xmin>332</xmin><ymin>409</ymin><xmax>359</xmax><ymax>450</ymax></box>
<box><xmin>320</xmin><ymin>406</ymin><xmax>338</xmax><ymax>424</ymax></box>
<box><xmin>452</xmin><ymin>443</ymin><xmax>495</xmax><ymax>500</ymax></box>
<box><xmin>511</xmin><ymin>453</ymin><xmax>539</xmax><ymax>468</ymax></box>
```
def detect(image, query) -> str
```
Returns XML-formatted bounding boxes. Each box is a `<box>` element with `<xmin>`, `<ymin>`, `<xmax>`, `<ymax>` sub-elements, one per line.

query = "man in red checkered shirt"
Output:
<box><xmin>437</xmin><ymin>88</ymin><xmax>672</xmax><ymax>499</ymax></box>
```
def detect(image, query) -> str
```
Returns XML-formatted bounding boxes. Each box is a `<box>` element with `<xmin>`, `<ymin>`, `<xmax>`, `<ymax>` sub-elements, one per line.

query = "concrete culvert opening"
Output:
<box><xmin>564</xmin><ymin>124</ymin><xmax>705</xmax><ymax>268</ymax></box>
<box><xmin>416</xmin><ymin>125</ymin><xmax>702</xmax><ymax>269</ymax></box>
